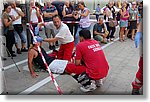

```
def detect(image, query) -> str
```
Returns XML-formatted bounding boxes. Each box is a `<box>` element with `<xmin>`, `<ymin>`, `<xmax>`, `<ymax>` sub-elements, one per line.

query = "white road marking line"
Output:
<box><xmin>23</xmin><ymin>65</ymin><xmax>29</xmax><ymax>71</ymax></box>
<box><xmin>18</xmin><ymin>37</ymin><xmax>119</xmax><ymax>95</ymax></box>
<box><xmin>101</xmin><ymin>37</ymin><xmax>119</xmax><ymax>49</ymax></box>
<box><xmin>18</xmin><ymin>74</ymin><xmax>59</xmax><ymax>95</ymax></box>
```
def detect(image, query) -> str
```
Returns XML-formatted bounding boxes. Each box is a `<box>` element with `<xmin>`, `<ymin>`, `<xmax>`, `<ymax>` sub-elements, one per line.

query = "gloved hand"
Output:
<box><xmin>34</xmin><ymin>26</ymin><xmax>39</xmax><ymax>36</ymax></box>
<box><xmin>134</xmin><ymin>32</ymin><xmax>142</xmax><ymax>48</ymax></box>
<box><xmin>33</xmin><ymin>36</ymin><xmax>43</xmax><ymax>44</ymax></box>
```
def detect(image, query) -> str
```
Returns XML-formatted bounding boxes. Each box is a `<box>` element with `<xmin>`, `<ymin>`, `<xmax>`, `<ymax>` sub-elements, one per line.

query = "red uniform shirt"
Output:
<box><xmin>75</xmin><ymin>39</ymin><xmax>109</xmax><ymax>80</ymax></box>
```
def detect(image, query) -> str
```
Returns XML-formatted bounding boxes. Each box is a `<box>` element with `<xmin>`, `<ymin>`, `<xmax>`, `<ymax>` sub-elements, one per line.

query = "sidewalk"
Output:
<box><xmin>2</xmin><ymin>38</ymin><xmax>141</xmax><ymax>95</ymax></box>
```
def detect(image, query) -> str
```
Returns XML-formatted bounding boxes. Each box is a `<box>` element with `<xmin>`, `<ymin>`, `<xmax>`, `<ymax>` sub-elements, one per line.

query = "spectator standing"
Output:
<box><xmin>29</xmin><ymin>1</ymin><xmax>40</xmax><ymax>33</ymax></box>
<box><xmin>62</xmin><ymin>0</ymin><xmax>79</xmax><ymax>36</ymax></box>
<box><xmin>51</xmin><ymin>0</ymin><xmax>65</xmax><ymax>20</ymax></box>
<box><xmin>2</xmin><ymin>3</ymin><xmax>16</xmax><ymax>57</ymax></box>
<box><xmin>93</xmin><ymin>17</ymin><xmax>109</xmax><ymax>44</ymax></box>
<box><xmin>125</xmin><ymin>1</ymin><xmax>139</xmax><ymax>40</ymax></box>
<box><xmin>66</xmin><ymin>29</ymin><xmax>109</xmax><ymax>92</ymax></box>
<box><xmin>103</xmin><ymin>2</ymin><xmax>116</xmax><ymax>41</ymax></box>
<box><xmin>35</xmin><ymin>2</ymin><xmax>43</xmax><ymax>23</ymax></box>
<box><xmin>137</xmin><ymin>1</ymin><xmax>143</xmax><ymax>24</ymax></box>
<box><xmin>119</xmin><ymin>1</ymin><xmax>129</xmax><ymax>42</ymax></box>
<box><xmin>95</xmin><ymin>4</ymin><xmax>101</xmax><ymax>21</ymax></box>
<box><xmin>74</xmin><ymin>1</ymin><xmax>91</xmax><ymax>46</ymax></box>
<box><xmin>9</xmin><ymin>1</ymin><xmax>28</xmax><ymax>54</ymax></box>
<box><xmin>42</xmin><ymin>1</ymin><xmax>58</xmax><ymax>50</ymax></box>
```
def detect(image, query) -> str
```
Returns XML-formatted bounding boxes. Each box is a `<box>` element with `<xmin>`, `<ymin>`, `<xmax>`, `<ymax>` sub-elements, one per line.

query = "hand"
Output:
<box><xmin>31</xmin><ymin>73</ymin><xmax>39</xmax><ymax>78</ymax></box>
<box><xmin>134</xmin><ymin>32</ymin><xmax>142</xmax><ymax>48</ymax></box>
<box><xmin>15</xmin><ymin>16</ymin><xmax>20</xmax><ymax>20</ymax></box>
<box><xmin>10</xmin><ymin>15</ymin><xmax>15</xmax><ymax>21</ymax></box>
<box><xmin>35</xmin><ymin>36</ymin><xmax>44</xmax><ymax>42</ymax></box>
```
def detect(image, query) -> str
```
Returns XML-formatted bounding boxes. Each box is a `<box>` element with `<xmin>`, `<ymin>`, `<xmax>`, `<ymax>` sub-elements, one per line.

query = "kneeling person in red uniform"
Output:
<box><xmin>66</xmin><ymin>29</ymin><xmax>109</xmax><ymax>92</ymax></box>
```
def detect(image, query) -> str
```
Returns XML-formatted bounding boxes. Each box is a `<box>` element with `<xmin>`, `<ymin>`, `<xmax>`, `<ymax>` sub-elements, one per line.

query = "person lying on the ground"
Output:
<box><xmin>65</xmin><ymin>29</ymin><xmax>109</xmax><ymax>92</ymax></box>
<box><xmin>93</xmin><ymin>17</ymin><xmax>109</xmax><ymax>44</ymax></box>
<box><xmin>28</xmin><ymin>36</ymin><xmax>55</xmax><ymax>78</ymax></box>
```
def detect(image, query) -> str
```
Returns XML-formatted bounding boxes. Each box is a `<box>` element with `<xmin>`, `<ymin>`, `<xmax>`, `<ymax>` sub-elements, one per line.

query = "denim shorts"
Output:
<box><xmin>120</xmin><ymin>20</ymin><xmax>128</xmax><ymax>27</ymax></box>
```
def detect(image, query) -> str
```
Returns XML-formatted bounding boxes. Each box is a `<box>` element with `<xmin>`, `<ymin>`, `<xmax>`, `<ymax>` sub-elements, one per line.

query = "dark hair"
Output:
<box><xmin>35</xmin><ymin>2</ymin><xmax>40</xmax><ymax>7</ymax></box>
<box><xmin>78</xmin><ymin>1</ymin><xmax>85</xmax><ymax>7</ymax></box>
<box><xmin>79</xmin><ymin>30</ymin><xmax>91</xmax><ymax>39</ymax></box>
<box><xmin>4</xmin><ymin>3</ymin><xmax>10</xmax><ymax>11</ymax></box>
<box><xmin>52</xmin><ymin>15</ymin><xmax>61</xmax><ymax>21</ymax></box>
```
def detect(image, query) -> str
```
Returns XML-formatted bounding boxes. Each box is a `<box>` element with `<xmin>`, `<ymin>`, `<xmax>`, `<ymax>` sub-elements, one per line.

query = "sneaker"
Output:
<box><xmin>21</xmin><ymin>48</ymin><xmax>28</xmax><ymax>52</ymax></box>
<box><xmin>132</xmin><ymin>89</ymin><xmax>140</xmax><ymax>95</ymax></box>
<box><xmin>95</xmin><ymin>79</ymin><xmax>103</xmax><ymax>87</ymax></box>
<box><xmin>110</xmin><ymin>38</ymin><xmax>114</xmax><ymax>41</ymax></box>
<box><xmin>107</xmin><ymin>39</ymin><xmax>110</xmax><ymax>42</ymax></box>
<box><xmin>8</xmin><ymin>53</ymin><xmax>16</xmax><ymax>57</ymax></box>
<box><xmin>1</xmin><ymin>57</ymin><xmax>7</xmax><ymax>61</ymax></box>
<box><xmin>80</xmin><ymin>81</ymin><xmax>97</xmax><ymax>92</ymax></box>
<box><xmin>12</xmin><ymin>51</ymin><xmax>15</xmax><ymax>53</ymax></box>
<box><xmin>17</xmin><ymin>49</ymin><xmax>22</xmax><ymax>54</ymax></box>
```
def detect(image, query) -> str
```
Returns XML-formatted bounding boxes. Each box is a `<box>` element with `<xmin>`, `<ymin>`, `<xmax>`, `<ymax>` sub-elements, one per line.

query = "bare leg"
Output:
<box><xmin>131</xmin><ymin>29</ymin><xmax>136</xmax><ymax>40</ymax></box>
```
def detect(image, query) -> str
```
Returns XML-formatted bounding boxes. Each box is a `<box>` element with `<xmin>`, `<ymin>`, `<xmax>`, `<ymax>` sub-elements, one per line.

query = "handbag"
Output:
<box><xmin>108</xmin><ymin>18</ymin><xmax>117</xmax><ymax>27</ymax></box>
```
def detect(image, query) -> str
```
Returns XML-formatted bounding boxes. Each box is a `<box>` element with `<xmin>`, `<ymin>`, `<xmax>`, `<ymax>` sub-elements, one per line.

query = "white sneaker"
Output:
<box><xmin>80</xmin><ymin>81</ymin><xmax>97</xmax><ymax>92</ymax></box>
<box><xmin>95</xmin><ymin>79</ymin><xmax>103</xmax><ymax>87</ymax></box>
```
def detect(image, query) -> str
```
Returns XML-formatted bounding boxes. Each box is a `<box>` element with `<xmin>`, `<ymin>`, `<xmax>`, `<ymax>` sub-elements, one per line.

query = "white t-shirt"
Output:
<box><xmin>45</xmin><ymin>22</ymin><xmax>74</xmax><ymax>44</ymax></box>
<box><xmin>30</xmin><ymin>8</ymin><xmax>38</xmax><ymax>23</ymax></box>
<box><xmin>9</xmin><ymin>7</ymin><xmax>22</xmax><ymax>25</ymax></box>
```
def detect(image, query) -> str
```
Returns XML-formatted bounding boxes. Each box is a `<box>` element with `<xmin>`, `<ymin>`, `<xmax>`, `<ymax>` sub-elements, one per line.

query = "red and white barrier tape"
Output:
<box><xmin>29</xmin><ymin>24</ymin><xmax>63</xmax><ymax>95</ymax></box>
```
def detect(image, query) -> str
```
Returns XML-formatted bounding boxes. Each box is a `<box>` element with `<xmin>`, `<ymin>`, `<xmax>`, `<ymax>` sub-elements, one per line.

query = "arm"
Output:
<box><xmin>79</xmin><ymin>9</ymin><xmax>90</xmax><ymax>17</ymax></box>
<box><xmin>36</xmin><ymin>7</ymin><xmax>40</xmax><ymax>17</ymax></box>
<box><xmin>94</xmin><ymin>30</ymin><xmax>105</xmax><ymax>35</ymax></box>
<box><xmin>43</xmin><ymin>37</ymin><xmax>58</xmax><ymax>43</ymax></box>
<box><xmin>62</xmin><ymin>6</ymin><xmax>73</xmax><ymax>17</ymax></box>
<box><xmin>62</xmin><ymin>5</ymin><xmax>67</xmax><ymax>17</ymax></box>
<box><xmin>3</xmin><ymin>18</ymin><xmax>14</xmax><ymax>27</ymax></box>
<box><xmin>43</xmin><ymin>12</ymin><xmax>52</xmax><ymax>17</ymax></box>
<box><xmin>134</xmin><ymin>21</ymin><xmax>142</xmax><ymax>48</ymax></box>
<box><xmin>28</xmin><ymin>49</ymin><xmax>38</xmax><ymax>78</ymax></box>
<box><xmin>73</xmin><ymin>11</ymin><xmax>79</xmax><ymax>19</ymax></box>
<box><xmin>52</xmin><ymin>10</ymin><xmax>58</xmax><ymax>16</ymax></box>
<box><xmin>15</xmin><ymin>8</ymin><xmax>25</xmax><ymax>17</ymax></box>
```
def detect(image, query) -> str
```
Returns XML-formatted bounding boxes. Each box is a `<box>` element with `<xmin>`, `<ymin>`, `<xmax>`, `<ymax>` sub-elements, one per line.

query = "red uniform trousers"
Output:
<box><xmin>57</xmin><ymin>41</ymin><xmax>74</xmax><ymax>62</ymax></box>
<box><xmin>132</xmin><ymin>56</ymin><xmax>143</xmax><ymax>89</ymax></box>
<box><xmin>65</xmin><ymin>64</ymin><xmax>86</xmax><ymax>75</ymax></box>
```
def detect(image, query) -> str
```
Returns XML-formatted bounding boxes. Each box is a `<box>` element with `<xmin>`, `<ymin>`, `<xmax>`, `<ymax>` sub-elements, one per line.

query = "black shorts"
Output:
<box><xmin>128</xmin><ymin>20</ymin><xmax>137</xmax><ymax>30</ymax></box>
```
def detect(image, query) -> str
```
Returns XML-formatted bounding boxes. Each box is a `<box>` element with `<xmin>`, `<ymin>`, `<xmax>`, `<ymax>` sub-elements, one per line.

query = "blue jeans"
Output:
<box><xmin>14</xmin><ymin>31</ymin><xmax>26</xmax><ymax>44</ymax></box>
<box><xmin>74</xmin><ymin>26</ymin><xmax>91</xmax><ymax>46</ymax></box>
